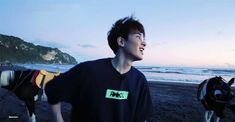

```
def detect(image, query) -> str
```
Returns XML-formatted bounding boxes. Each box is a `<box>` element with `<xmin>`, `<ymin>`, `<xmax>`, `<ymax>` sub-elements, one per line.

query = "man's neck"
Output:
<box><xmin>111</xmin><ymin>54</ymin><xmax>133</xmax><ymax>74</ymax></box>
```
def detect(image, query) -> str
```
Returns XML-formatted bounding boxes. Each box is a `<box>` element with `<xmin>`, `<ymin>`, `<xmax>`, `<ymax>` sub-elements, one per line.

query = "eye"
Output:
<box><xmin>136</xmin><ymin>35</ymin><xmax>141</xmax><ymax>39</ymax></box>
<box><xmin>135</xmin><ymin>34</ymin><xmax>144</xmax><ymax>42</ymax></box>
<box><xmin>214</xmin><ymin>90</ymin><xmax>223</xmax><ymax>98</ymax></box>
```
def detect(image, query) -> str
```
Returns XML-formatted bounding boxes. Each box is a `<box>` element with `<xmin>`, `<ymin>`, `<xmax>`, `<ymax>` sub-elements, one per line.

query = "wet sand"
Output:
<box><xmin>0</xmin><ymin>81</ymin><xmax>235</xmax><ymax>122</ymax></box>
<box><xmin>148</xmin><ymin>81</ymin><xmax>235</xmax><ymax>122</ymax></box>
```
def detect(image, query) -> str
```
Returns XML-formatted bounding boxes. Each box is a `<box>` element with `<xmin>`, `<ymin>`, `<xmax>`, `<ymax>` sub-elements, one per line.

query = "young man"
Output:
<box><xmin>45</xmin><ymin>16</ymin><xmax>153</xmax><ymax>122</ymax></box>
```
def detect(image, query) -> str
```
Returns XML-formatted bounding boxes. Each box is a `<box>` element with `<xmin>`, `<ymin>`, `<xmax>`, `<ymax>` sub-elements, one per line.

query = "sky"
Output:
<box><xmin>0</xmin><ymin>0</ymin><xmax>235</xmax><ymax>68</ymax></box>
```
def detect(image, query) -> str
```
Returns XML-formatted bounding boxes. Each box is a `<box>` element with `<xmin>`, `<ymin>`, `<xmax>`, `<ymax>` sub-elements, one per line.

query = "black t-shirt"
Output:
<box><xmin>45</xmin><ymin>58</ymin><xmax>153</xmax><ymax>122</ymax></box>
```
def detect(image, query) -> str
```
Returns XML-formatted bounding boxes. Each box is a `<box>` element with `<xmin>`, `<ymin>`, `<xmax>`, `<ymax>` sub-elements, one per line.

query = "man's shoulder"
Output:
<box><xmin>131</xmin><ymin>66</ymin><xmax>147</xmax><ymax>83</ymax></box>
<box><xmin>130</xmin><ymin>67</ymin><xmax>150</xmax><ymax>92</ymax></box>
<box><xmin>82</xmin><ymin>58</ymin><xmax>110</xmax><ymax>66</ymax></box>
<box><xmin>132</xmin><ymin>66</ymin><xmax>145</xmax><ymax>77</ymax></box>
<box><xmin>74</xmin><ymin>58</ymin><xmax>110</xmax><ymax>69</ymax></box>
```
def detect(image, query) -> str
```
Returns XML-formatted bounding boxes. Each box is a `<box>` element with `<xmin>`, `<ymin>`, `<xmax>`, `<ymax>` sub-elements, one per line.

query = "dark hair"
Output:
<box><xmin>107</xmin><ymin>16</ymin><xmax>145</xmax><ymax>54</ymax></box>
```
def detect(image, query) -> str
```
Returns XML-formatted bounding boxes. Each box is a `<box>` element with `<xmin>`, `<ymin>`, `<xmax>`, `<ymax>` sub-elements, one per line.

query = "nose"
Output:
<box><xmin>141</xmin><ymin>41</ymin><xmax>146</xmax><ymax>47</ymax></box>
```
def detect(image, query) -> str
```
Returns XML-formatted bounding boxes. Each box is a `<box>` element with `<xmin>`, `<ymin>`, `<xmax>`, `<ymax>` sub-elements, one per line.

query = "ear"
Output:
<box><xmin>228</xmin><ymin>78</ymin><xmax>235</xmax><ymax>86</ymax></box>
<box><xmin>117</xmin><ymin>37</ymin><xmax>125</xmax><ymax>47</ymax></box>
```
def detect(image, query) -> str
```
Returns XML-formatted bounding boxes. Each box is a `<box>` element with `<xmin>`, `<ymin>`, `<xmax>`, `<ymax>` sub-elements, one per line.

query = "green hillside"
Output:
<box><xmin>0</xmin><ymin>34</ymin><xmax>77</xmax><ymax>64</ymax></box>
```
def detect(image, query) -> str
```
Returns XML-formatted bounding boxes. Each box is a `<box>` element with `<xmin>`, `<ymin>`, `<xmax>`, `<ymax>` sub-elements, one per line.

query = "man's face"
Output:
<box><xmin>123</xmin><ymin>31</ymin><xmax>146</xmax><ymax>61</ymax></box>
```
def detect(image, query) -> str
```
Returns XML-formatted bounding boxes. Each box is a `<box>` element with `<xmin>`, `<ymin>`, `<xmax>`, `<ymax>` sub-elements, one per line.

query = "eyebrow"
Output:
<box><xmin>130</xmin><ymin>32</ymin><xmax>142</xmax><ymax>35</ymax></box>
<box><xmin>134</xmin><ymin>33</ymin><xmax>145</xmax><ymax>38</ymax></box>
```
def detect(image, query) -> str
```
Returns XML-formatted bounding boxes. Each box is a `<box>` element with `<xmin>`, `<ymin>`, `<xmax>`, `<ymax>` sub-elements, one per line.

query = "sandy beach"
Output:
<box><xmin>0</xmin><ymin>81</ymin><xmax>235</xmax><ymax>122</ymax></box>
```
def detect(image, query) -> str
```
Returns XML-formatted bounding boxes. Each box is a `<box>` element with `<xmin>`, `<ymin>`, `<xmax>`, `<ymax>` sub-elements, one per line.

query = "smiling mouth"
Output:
<box><xmin>139</xmin><ymin>48</ymin><xmax>144</xmax><ymax>54</ymax></box>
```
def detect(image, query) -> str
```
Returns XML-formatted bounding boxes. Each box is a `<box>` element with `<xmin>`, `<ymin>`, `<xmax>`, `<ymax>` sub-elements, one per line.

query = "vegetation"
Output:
<box><xmin>0</xmin><ymin>34</ymin><xmax>77</xmax><ymax>64</ymax></box>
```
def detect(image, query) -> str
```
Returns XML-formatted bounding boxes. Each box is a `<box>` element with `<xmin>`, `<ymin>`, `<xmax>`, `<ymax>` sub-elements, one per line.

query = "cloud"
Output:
<box><xmin>77</xmin><ymin>44</ymin><xmax>96</xmax><ymax>48</ymax></box>
<box><xmin>60</xmin><ymin>44</ymin><xmax>113</xmax><ymax>62</ymax></box>
<box><xmin>149</xmin><ymin>41</ymin><xmax>168</xmax><ymax>48</ymax></box>
<box><xmin>216</xmin><ymin>31</ymin><xmax>222</xmax><ymax>36</ymax></box>
<box><xmin>32</xmin><ymin>39</ymin><xmax>68</xmax><ymax>48</ymax></box>
<box><xmin>225</xmin><ymin>63</ymin><xmax>235</xmax><ymax>68</ymax></box>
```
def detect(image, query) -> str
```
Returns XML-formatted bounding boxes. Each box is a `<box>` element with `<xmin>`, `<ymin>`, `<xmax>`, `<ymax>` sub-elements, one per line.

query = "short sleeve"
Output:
<box><xmin>45</xmin><ymin>63</ymin><xmax>86</xmax><ymax>104</ymax></box>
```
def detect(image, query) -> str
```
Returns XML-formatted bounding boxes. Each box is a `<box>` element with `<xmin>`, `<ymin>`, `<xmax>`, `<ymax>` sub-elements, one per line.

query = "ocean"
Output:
<box><xmin>17</xmin><ymin>64</ymin><xmax>235</xmax><ymax>85</ymax></box>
